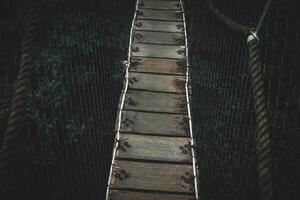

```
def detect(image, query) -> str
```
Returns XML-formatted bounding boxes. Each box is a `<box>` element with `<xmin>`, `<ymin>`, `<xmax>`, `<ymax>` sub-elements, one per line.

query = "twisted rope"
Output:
<box><xmin>247</xmin><ymin>35</ymin><xmax>273</xmax><ymax>200</ymax></box>
<box><xmin>0</xmin><ymin>0</ymin><xmax>40</xmax><ymax>195</ymax></box>
<box><xmin>204</xmin><ymin>0</ymin><xmax>273</xmax><ymax>199</ymax></box>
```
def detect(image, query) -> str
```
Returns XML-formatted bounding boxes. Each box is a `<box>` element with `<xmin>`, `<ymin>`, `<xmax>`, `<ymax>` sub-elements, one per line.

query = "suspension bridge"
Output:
<box><xmin>0</xmin><ymin>0</ymin><xmax>299</xmax><ymax>200</ymax></box>
<box><xmin>106</xmin><ymin>0</ymin><xmax>198</xmax><ymax>199</ymax></box>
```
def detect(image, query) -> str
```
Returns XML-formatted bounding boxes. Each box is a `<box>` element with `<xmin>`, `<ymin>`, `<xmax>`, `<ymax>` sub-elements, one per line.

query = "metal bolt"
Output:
<box><xmin>123</xmin><ymin>141</ymin><xmax>131</xmax><ymax>148</ymax></box>
<box><xmin>176</xmin><ymin>24</ymin><xmax>184</xmax><ymax>30</ymax></box>
<box><xmin>134</xmin><ymin>22</ymin><xmax>142</xmax><ymax>27</ymax></box>
<box><xmin>124</xmin><ymin>173</ymin><xmax>130</xmax><ymax>179</ymax></box>
<box><xmin>115</xmin><ymin>173</ymin><xmax>123</xmax><ymax>181</ymax></box>
<box><xmin>132</xmin><ymin>47</ymin><xmax>139</xmax><ymax>52</ymax></box>
<box><xmin>137</xmin><ymin>10</ymin><xmax>144</xmax><ymax>16</ymax></box>
<box><xmin>177</xmin><ymin>49</ymin><xmax>185</xmax><ymax>55</ymax></box>
<box><xmin>139</xmin><ymin>1</ymin><xmax>145</xmax><ymax>6</ymax></box>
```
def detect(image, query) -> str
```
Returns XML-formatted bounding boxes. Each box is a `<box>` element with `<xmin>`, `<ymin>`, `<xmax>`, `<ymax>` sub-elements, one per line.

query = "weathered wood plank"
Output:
<box><xmin>128</xmin><ymin>72</ymin><xmax>185</xmax><ymax>93</ymax></box>
<box><xmin>120</xmin><ymin>111</ymin><xmax>189</xmax><ymax>136</ymax></box>
<box><xmin>137</xmin><ymin>9</ymin><xmax>183</xmax><ymax>21</ymax></box>
<box><xmin>110</xmin><ymin>160</ymin><xmax>195</xmax><ymax>193</ymax></box>
<box><xmin>130</xmin><ymin>57</ymin><xmax>186</xmax><ymax>75</ymax></box>
<box><xmin>132</xmin><ymin>43</ymin><xmax>186</xmax><ymax>59</ymax></box>
<box><xmin>109</xmin><ymin>190</ymin><xmax>195</xmax><ymax>200</ymax></box>
<box><xmin>124</xmin><ymin>90</ymin><xmax>187</xmax><ymax>114</ymax></box>
<box><xmin>133</xmin><ymin>19</ymin><xmax>184</xmax><ymax>33</ymax></box>
<box><xmin>116</xmin><ymin>134</ymin><xmax>192</xmax><ymax>163</ymax></box>
<box><xmin>139</xmin><ymin>0</ymin><xmax>181</xmax><ymax>10</ymax></box>
<box><xmin>133</xmin><ymin>31</ymin><xmax>185</xmax><ymax>45</ymax></box>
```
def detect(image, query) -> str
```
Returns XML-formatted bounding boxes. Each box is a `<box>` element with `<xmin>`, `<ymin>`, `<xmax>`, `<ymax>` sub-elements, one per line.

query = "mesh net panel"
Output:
<box><xmin>0</xmin><ymin>0</ymin><xmax>134</xmax><ymax>199</ymax></box>
<box><xmin>185</xmin><ymin>0</ymin><xmax>299</xmax><ymax>199</ymax></box>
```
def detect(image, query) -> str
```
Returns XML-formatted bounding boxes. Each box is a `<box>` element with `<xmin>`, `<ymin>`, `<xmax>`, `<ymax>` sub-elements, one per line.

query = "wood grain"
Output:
<box><xmin>133</xmin><ymin>31</ymin><xmax>185</xmax><ymax>45</ymax></box>
<box><xmin>120</xmin><ymin>110</ymin><xmax>189</xmax><ymax>136</ymax></box>
<box><xmin>140</xmin><ymin>0</ymin><xmax>181</xmax><ymax>10</ymax></box>
<box><xmin>124</xmin><ymin>90</ymin><xmax>187</xmax><ymax>114</ymax></box>
<box><xmin>128</xmin><ymin>72</ymin><xmax>185</xmax><ymax>93</ymax></box>
<box><xmin>116</xmin><ymin>133</ymin><xmax>192</xmax><ymax>163</ymax></box>
<box><xmin>134</xmin><ymin>19</ymin><xmax>184</xmax><ymax>33</ymax></box>
<box><xmin>132</xmin><ymin>43</ymin><xmax>185</xmax><ymax>59</ymax></box>
<box><xmin>110</xmin><ymin>160</ymin><xmax>195</xmax><ymax>193</ymax></box>
<box><xmin>130</xmin><ymin>57</ymin><xmax>186</xmax><ymax>75</ymax></box>
<box><xmin>109</xmin><ymin>190</ymin><xmax>195</xmax><ymax>200</ymax></box>
<box><xmin>137</xmin><ymin>9</ymin><xmax>183</xmax><ymax>21</ymax></box>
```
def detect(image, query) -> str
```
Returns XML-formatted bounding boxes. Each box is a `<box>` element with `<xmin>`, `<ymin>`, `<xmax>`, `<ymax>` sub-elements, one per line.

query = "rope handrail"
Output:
<box><xmin>0</xmin><ymin>0</ymin><xmax>41</xmax><ymax>195</ymax></box>
<box><xmin>204</xmin><ymin>0</ymin><xmax>274</xmax><ymax>199</ymax></box>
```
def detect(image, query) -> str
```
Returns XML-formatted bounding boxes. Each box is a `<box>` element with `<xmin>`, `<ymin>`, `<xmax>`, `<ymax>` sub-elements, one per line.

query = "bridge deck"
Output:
<box><xmin>106</xmin><ymin>0</ymin><xmax>197</xmax><ymax>199</ymax></box>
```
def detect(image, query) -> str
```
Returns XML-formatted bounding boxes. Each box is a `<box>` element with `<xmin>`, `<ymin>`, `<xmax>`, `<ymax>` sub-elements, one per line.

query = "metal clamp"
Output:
<box><xmin>122</xmin><ymin>118</ymin><xmax>134</xmax><ymax>127</ymax></box>
<box><xmin>177</xmin><ymin>49</ymin><xmax>185</xmax><ymax>55</ymax></box>
<box><xmin>133</xmin><ymin>33</ymin><xmax>144</xmax><ymax>41</ymax></box>
<box><xmin>134</xmin><ymin>22</ymin><xmax>142</xmax><ymax>27</ymax></box>
<box><xmin>137</xmin><ymin>10</ymin><xmax>144</xmax><ymax>16</ymax></box>
<box><xmin>175</xmin><ymin>3</ymin><xmax>181</xmax><ymax>8</ymax></box>
<box><xmin>115</xmin><ymin>168</ymin><xmax>130</xmax><ymax>181</ymax></box>
<box><xmin>176</xmin><ymin>24</ymin><xmax>184</xmax><ymax>30</ymax></box>
<box><xmin>132</xmin><ymin>47</ymin><xmax>139</xmax><ymax>52</ymax></box>
<box><xmin>180</xmin><ymin>141</ymin><xmax>191</xmax><ymax>154</ymax></box>
<box><xmin>129</xmin><ymin>77</ymin><xmax>138</xmax><ymax>84</ymax></box>
<box><xmin>138</xmin><ymin>1</ymin><xmax>145</xmax><ymax>7</ymax></box>
<box><xmin>125</xmin><ymin>97</ymin><xmax>137</xmax><ymax>106</ymax></box>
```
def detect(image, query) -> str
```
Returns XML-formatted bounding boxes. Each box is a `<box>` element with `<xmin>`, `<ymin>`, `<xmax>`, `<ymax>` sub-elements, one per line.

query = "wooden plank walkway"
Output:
<box><xmin>106</xmin><ymin>0</ymin><xmax>198</xmax><ymax>199</ymax></box>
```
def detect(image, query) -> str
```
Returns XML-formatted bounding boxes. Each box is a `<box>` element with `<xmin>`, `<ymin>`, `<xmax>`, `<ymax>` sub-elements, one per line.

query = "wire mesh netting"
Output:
<box><xmin>0</xmin><ymin>0</ymin><xmax>135</xmax><ymax>199</ymax></box>
<box><xmin>185</xmin><ymin>0</ymin><xmax>299</xmax><ymax>199</ymax></box>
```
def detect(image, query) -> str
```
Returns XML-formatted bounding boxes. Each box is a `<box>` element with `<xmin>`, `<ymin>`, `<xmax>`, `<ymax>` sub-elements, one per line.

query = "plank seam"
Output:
<box><xmin>115</xmin><ymin>157</ymin><xmax>193</xmax><ymax>165</ymax></box>
<box><xmin>130</xmin><ymin>55</ymin><xmax>186</xmax><ymax>60</ymax></box>
<box><xmin>133</xmin><ymin>29</ymin><xmax>184</xmax><ymax>34</ymax></box>
<box><xmin>127</xmin><ymin>88</ymin><xmax>185</xmax><ymax>95</ymax></box>
<box><xmin>119</xmin><ymin>131</ymin><xmax>190</xmax><ymax>138</ymax></box>
<box><xmin>109</xmin><ymin>187</ymin><xmax>195</xmax><ymax>196</ymax></box>
<box><xmin>121</xmin><ymin>108</ymin><xmax>188</xmax><ymax>116</ymax></box>
<box><xmin>133</xmin><ymin>41</ymin><xmax>185</xmax><ymax>46</ymax></box>
<box><xmin>136</xmin><ymin>17</ymin><xmax>183</xmax><ymax>22</ymax></box>
<box><xmin>139</xmin><ymin>8</ymin><xmax>181</xmax><ymax>11</ymax></box>
<box><xmin>129</xmin><ymin>69</ymin><xmax>186</xmax><ymax>76</ymax></box>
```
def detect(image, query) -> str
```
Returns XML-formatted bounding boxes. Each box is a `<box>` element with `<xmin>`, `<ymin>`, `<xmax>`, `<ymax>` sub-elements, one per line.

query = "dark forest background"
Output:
<box><xmin>0</xmin><ymin>0</ymin><xmax>299</xmax><ymax>200</ymax></box>
<box><xmin>0</xmin><ymin>0</ymin><xmax>135</xmax><ymax>199</ymax></box>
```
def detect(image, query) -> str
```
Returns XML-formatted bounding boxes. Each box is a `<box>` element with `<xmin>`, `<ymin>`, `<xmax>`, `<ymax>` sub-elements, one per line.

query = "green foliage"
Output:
<box><xmin>26</xmin><ymin>4</ymin><xmax>131</xmax><ymax>162</ymax></box>
<box><xmin>27</xmin><ymin>47</ymin><xmax>88</xmax><ymax>161</ymax></box>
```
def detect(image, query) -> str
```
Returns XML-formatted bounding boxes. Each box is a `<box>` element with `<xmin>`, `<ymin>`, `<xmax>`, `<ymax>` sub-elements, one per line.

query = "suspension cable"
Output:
<box><xmin>255</xmin><ymin>0</ymin><xmax>272</xmax><ymax>35</ymax></box>
<box><xmin>204</xmin><ymin>0</ymin><xmax>252</xmax><ymax>35</ymax></box>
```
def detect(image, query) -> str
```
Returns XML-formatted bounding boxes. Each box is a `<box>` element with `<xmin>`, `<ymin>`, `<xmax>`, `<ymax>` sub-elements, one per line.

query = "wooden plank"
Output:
<box><xmin>132</xmin><ymin>43</ymin><xmax>185</xmax><ymax>59</ymax></box>
<box><xmin>128</xmin><ymin>72</ymin><xmax>185</xmax><ymax>93</ymax></box>
<box><xmin>133</xmin><ymin>31</ymin><xmax>185</xmax><ymax>45</ymax></box>
<box><xmin>133</xmin><ymin>19</ymin><xmax>184</xmax><ymax>33</ymax></box>
<box><xmin>137</xmin><ymin>9</ymin><xmax>183</xmax><ymax>21</ymax></box>
<box><xmin>124</xmin><ymin>90</ymin><xmax>187</xmax><ymax>114</ymax></box>
<box><xmin>130</xmin><ymin>57</ymin><xmax>186</xmax><ymax>75</ymax></box>
<box><xmin>120</xmin><ymin>111</ymin><xmax>189</xmax><ymax>136</ymax></box>
<box><xmin>139</xmin><ymin>0</ymin><xmax>181</xmax><ymax>10</ymax></box>
<box><xmin>109</xmin><ymin>190</ymin><xmax>195</xmax><ymax>200</ymax></box>
<box><xmin>110</xmin><ymin>160</ymin><xmax>195</xmax><ymax>193</ymax></box>
<box><xmin>116</xmin><ymin>134</ymin><xmax>192</xmax><ymax>163</ymax></box>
